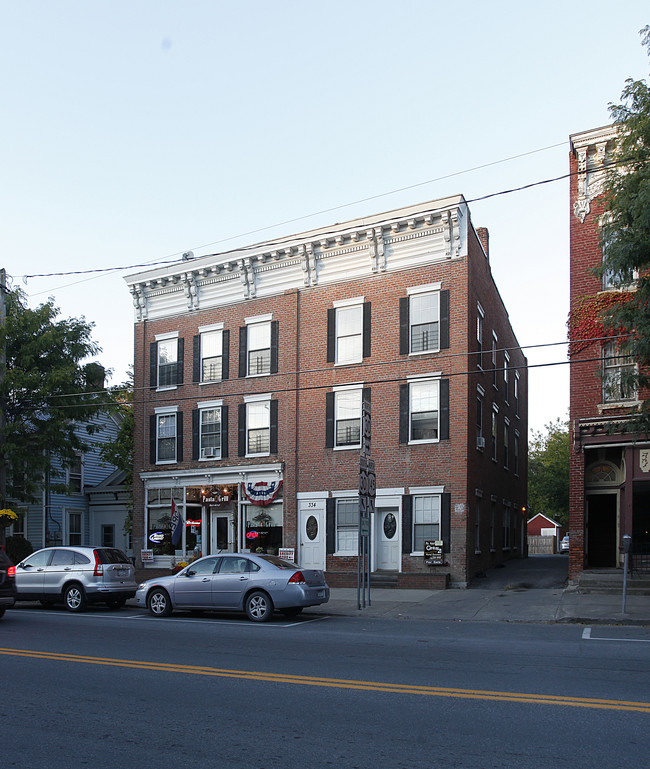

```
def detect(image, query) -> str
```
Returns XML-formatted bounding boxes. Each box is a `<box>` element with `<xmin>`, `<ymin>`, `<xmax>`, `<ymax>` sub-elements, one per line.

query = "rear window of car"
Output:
<box><xmin>94</xmin><ymin>548</ymin><xmax>130</xmax><ymax>565</ymax></box>
<box><xmin>258</xmin><ymin>555</ymin><xmax>298</xmax><ymax>569</ymax></box>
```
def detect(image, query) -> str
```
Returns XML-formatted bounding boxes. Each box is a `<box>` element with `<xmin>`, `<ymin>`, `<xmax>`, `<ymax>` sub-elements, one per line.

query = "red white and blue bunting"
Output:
<box><xmin>241</xmin><ymin>480</ymin><xmax>283</xmax><ymax>507</ymax></box>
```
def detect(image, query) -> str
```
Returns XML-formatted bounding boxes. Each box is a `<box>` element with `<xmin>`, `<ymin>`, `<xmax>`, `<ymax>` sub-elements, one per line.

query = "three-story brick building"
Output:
<box><xmin>126</xmin><ymin>195</ymin><xmax>527</xmax><ymax>587</ymax></box>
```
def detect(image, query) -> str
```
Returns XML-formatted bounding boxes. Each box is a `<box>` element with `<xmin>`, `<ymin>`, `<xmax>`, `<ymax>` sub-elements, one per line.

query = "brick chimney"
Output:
<box><xmin>477</xmin><ymin>227</ymin><xmax>489</xmax><ymax>260</ymax></box>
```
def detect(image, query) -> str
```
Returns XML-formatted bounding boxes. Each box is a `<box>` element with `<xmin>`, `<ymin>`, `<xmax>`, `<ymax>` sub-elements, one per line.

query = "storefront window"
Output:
<box><xmin>244</xmin><ymin>501</ymin><xmax>283</xmax><ymax>554</ymax></box>
<box><xmin>147</xmin><ymin>487</ymin><xmax>183</xmax><ymax>555</ymax></box>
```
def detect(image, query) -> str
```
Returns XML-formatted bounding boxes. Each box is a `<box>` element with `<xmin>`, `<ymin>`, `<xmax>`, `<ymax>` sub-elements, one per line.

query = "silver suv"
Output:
<box><xmin>15</xmin><ymin>546</ymin><xmax>137</xmax><ymax>611</ymax></box>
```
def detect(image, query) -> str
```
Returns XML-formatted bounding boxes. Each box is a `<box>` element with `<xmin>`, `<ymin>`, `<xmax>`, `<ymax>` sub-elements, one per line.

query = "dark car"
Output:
<box><xmin>14</xmin><ymin>546</ymin><xmax>137</xmax><ymax>611</ymax></box>
<box><xmin>0</xmin><ymin>549</ymin><xmax>17</xmax><ymax>618</ymax></box>
<box><xmin>136</xmin><ymin>552</ymin><xmax>330</xmax><ymax>622</ymax></box>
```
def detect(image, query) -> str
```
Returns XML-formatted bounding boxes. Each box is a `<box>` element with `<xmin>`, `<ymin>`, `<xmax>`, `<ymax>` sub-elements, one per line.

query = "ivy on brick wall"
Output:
<box><xmin>567</xmin><ymin>291</ymin><xmax>633</xmax><ymax>356</ymax></box>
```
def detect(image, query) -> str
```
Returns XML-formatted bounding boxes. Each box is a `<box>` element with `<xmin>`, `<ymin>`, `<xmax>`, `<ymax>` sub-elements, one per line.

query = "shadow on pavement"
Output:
<box><xmin>470</xmin><ymin>554</ymin><xmax>569</xmax><ymax>591</ymax></box>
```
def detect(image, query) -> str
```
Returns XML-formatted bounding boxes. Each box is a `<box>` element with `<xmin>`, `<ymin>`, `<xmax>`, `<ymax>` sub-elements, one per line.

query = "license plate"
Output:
<box><xmin>117</xmin><ymin>569</ymin><xmax>128</xmax><ymax>577</ymax></box>
<box><xmin>317</xmin><ymin>590</ymin><xmax>325</xmax><ymax>598</ymax></box>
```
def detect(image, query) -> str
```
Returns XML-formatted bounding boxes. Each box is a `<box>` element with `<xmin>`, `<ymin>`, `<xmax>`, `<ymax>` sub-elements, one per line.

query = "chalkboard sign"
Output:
<box><xmin>424</xmin><ymin>540</ymin><xmax>444</xmax><ymax>566</ymax></box>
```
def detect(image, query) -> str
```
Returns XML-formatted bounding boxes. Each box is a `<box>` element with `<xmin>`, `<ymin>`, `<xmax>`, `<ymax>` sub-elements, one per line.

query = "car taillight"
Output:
<box><xmin>7</xmin><ymin>566</ymin><xmax>15</xmax><ymax>577</ymax></box>
<box><xmin>93</xmin><ymin>551</ymin><xmax>104</xmax><ymax>577</ymax></box>
<box><xmin>288</xmin><ymin>571</ymin><xmax>306</xmax><ymax>584</ymax></box>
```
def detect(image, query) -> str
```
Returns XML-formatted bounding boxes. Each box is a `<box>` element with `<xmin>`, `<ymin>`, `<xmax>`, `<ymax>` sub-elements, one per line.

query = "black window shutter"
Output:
<box><xmin>401</xmin><ymin>494</ymin><xmax>413</xmax><ymax>554</ymax></box>
<box><xmin>177</xmin><ymin>338</ymin><xmax>184</xmax><ymax>386</ymax></box>
<box><xmin>362</xmin><ymin>387</ymin><xmax>371</xmax><ymax>407</ymax></box>
<box><xmin>150</xmin><ymin>342</ymin><xmax>158</xmax><ymax>389</ymax></box>
<box><xmin>363</xmin><ymin>302</ymin><xmax>371</xmax><ymax>359</ymax></box>
<box><xmin>326</xmin><ymin>498</ymin><xmax>336</xmax><ymax>555</ymax></box>
<box><xmin>270</xmin><ymin>321</ymin><xmax>279</xmax><ymax>374</ymax></box>
<box><xmin>399</xmin><ymin>297</ymin><xmax>410</xmax><ymax>355</ymax></box>
<box><xmin>238</xmin><ymin>403</ymin><xmax>246</xmax><ymax>456</ymax></box>
<box><xmin>192</xmin><ymin>409</ymin><xmax>199</xmax><ymax>460</ymax></box>
<box><xmin>192</xmin><ymin>335</ymin><xmax>200</xmax><ymax>384</ymax></box>
<box><xmin>269</xmin><ymin>399</ymin><xmax>278</xmax><ymax>454</ymax></box>
<box><xmin>439</xmin><ymin>379</ymin><xmax>450</xmax><ymax>441</ymax></box>
<box><xmin>176</xmin><ymin>411</ymin><xmax>183</xmax><ymax>463</ymax></box>
<box><xmin>399</xmin><ymin>384</ymin><xmax>409</xmax><ymax>444</ymax></box>
<box><xmin>149</xmin><ymin>415</ymin><xmax>157</xmax><ymax>463</ymax></box>
<box><xmin>440</xmin><ymin>290</ymin><xmax>450</xmax><ymax>350</ymax></box>
<box><xmin>326</xmin><ymin>308</ymin><xmax>335</xmax><ymax>363</ymax></box>
<box><xmin>222</xmin><ymin>329</ymin><xmax>230</xmax><ymax>380</ymax></box>
<box><xmin>238</xmin><ymin>326</ymin><xmax>247</xmax><ymax>378</ymax></box>
<box><xmin>325</xmin><ymin>392</ymin><xmax>334</xmax><ymax>448</ymax></box>
<box><xmin>221</xmin><ymin>405</ymin><xmax>229</xmax><ymax>458</ymax></box>
<box><xmin>441</xmin><ymin>493</ymin><xmax>451</xmax><ymax>552</ymax></box>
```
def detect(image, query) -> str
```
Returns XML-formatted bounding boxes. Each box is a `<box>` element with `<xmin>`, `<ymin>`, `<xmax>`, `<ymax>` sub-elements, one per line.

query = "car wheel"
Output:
<box><xmin>245</xmin><ymin>590</ymin><xmax>273</xmax><ymax>622</ymax></box>
<box><xmin>105</xmin><ymin>598</ymin><xmax>127</xmax><ymax>610</ymax></box>
<box><xmin>148</xmin><ymin>588</ymin><xmax>172</xmax><ymax>617</ymax></box>
<box><xmin>281</xmin><ymin>607</ymin><xmax>303</xmax><ymax>618</ymax></box>
<box><xmin>63</xmin><ymin>583</ymin><xmax>87</xmax><ymax>612</ymax></box>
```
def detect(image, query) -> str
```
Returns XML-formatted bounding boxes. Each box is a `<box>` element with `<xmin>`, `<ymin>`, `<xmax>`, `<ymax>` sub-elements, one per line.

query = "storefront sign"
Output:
<box><xmin>424</xmin><ymin>540</ymin><xmax>444</xmax><ymax>566</ymax></box>
<box><xmin>185</xmin><ymin>519</ymin><xmax>201</xmax><ymax>526</ymax></box>
<box><xmin>148</xmin><ymin>532</ymin><xmax>165</xmax><ymax>543</ymax></box>
<box><xmin>141</xmin><ymin>549</ymin><xmax>154</xmax><ymax>562</ymax></box>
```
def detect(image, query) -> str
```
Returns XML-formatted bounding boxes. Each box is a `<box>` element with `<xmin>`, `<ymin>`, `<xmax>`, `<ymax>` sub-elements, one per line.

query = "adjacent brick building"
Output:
<box><xmin>125</xmin><ymin>195</ymin><xmax>527</xmax><ymax>587</ymax></box>
<box><xmin>569</xmin><ymin>125</ymin><xmax>650</xmax><ymax>581</ymax></box>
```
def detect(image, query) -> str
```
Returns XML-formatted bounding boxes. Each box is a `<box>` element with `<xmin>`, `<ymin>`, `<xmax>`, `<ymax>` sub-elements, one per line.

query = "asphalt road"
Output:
<box><xmin>1</xmin><ymin>601</ymin><xmax>649</xmax><ymax>769</ymax></box>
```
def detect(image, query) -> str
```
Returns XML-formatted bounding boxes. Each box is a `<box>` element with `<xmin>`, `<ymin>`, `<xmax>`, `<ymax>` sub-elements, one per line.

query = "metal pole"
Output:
<box><xmin>622</xmin><ymin>534</ymin><xmax>631</xmax><ymax>614</ymax></box>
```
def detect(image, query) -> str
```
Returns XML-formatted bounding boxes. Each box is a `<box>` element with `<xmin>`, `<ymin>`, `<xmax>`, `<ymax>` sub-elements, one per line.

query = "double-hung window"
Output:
<box><xmin>327</xmin><ymin>298</ymin><xmax>371</xmax><ymax>365</ymax></box>
<box><xmin>400</xmin><ymin>377</ymin><xmax>449</xmax><ymax>444</ymax></box>
<box><xmin>336</xmin><ymin>498</ymin><xmax>359</xmax><ymax>554</ymax></box>
<box><xmin>335</xmin><ymin>388</ymin><xmax>362</xmax><ymax>448</ymax></box>
<box><xmin>67</xmin><ymin>510</ymin><xmax>83</xmax><ymax>546</ymax></box>
<box><xmin>152</xmin><ymin>332</ymin><xmax>183</xmax><ymax>389</ymax></box>
<box><xmin>239</xmin><ymin>315</ymin><xmax>278</xmax><ymax>377</ymax></box>
<box><xmin>476</xmin><ymin>386</ymin><xmax>485</xmax><ymax>450</ymax></box>
<box><xmin>195</xmin><ymin>323</ymin><xmax>227</xmax><ymax>383</ymax></box>
<box><xmin>491</xmin><ymin>405</ymin><xmax>498</xmax><ymax>462</ymax></box>
<box><xmin>151</xmin><ymin>406</ymin><xmax>182</xmax><ymax>464</ymax></box>
<box><xmin>193</xmin><ymin>400</ymin><xmax>228</xmax><ymax>460</ymax></box>
<box><xmin>238</xmin><ymin>394</ymin><xmax>278</xmax><ymax>457</ymax></box>
<box><xmin>476</xmin><ymin>303</ymin><xmax>484</xmax><ymax>369</ymax></box>
<box><xmin>400</xmin><ymin>284</ymin><xmax>449</xmax><ymax>356</ymax></box>
<box><xmin>602</xmin><ymin>341</ymin><xmax>636</xmax><ymax>402</ymax></box>
<box><xmin>412</xmin><ymin>495</ymin><xmax>440</xmax><ymax>553</ymax></box>
<box><xmin>68</xmin><ymin>454</ymin><xmax>82</xmax><ymax>494</ymax></box>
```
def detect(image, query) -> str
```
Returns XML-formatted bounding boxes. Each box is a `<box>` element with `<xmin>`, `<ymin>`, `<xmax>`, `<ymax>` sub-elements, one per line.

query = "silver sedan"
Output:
<box><xmin>135</xmin><ymin>553</ymin><xmax>330</xmax><ymax>621</ymax></box>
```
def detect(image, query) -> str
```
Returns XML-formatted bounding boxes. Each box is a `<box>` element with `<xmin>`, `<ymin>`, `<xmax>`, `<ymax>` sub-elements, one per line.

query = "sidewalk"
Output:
<box><xmin>133</xmin><ymin>556</ymin><xmax>650</xmax><ymax>626</ymax></box>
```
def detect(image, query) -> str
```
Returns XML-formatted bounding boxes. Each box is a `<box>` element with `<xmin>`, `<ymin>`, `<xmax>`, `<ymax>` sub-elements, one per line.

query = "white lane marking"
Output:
<box><xmin>582</xmin><ymin>626</ymin><xmax>650</xmax><ymax>643</ymax></box>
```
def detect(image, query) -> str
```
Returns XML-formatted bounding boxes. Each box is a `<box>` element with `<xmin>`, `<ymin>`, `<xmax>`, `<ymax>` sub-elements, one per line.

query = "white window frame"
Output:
<box><xmin>156</xmin><ymin>331</ymin><xmax>179</xmax><ymax>390</ymax></box>
<box><xmin>333</xmin><ymin>297</ymin><xmax>364</xmax><ymax>366</ymax></box>
<box><xmin>407</xmin><ymin>283</ymin><xmax>441</xmax><ymax>355</ymax></box>
<box><xmin>335</xmin><ymin>497</ymin><xmax>359</xmax><ymax>555</ymax></box>
<box><xmin>411</xmin><ymin>494</ymin><xmax>441</xmax><ymax>555</ymax></box>
<box><xmin>476</xmin><ymin>303</ymin><xmax>484</xmax><ymax>370</ymax></box>
<box><xmin>504</xmin><ymin>351</ymin><xmax>510</xmax><ymax>404</ymax></box>
<box><xmin>198</xmin><ymin>323</ymin><xmax>224</xmax><ymax>384</ymax></box>
<box><xmin>333</xmin><ymin>385</ymin><xmax>362</xmax><ymax>450</ymax></box>
<box><xmin>245</xmin><ymin>314</ymin><xmax>272</xmax><ymax>377</ymax></box>
<box><xmin>244</xmin><ymin>393</ymin><xmax>271</xmax><ymax>457</ymax></box>
<box><xmin>66</xmin><ymin>508</ymin><xmax>84</xmax><ymax>547</ymax></box>
<box><xmin>602</xmin><ymin>341</ymin><xmax>637</xmax><ymax>403</ymax></box>
<box><xmin>67</xmin><ymin>453</ymin><xmax>83</xmax><ymax>495</ymax></box>
<box><xmin>198</xmin><ymin>399</ymin><xmax>223</xmax><ymax>460</ymax></box>
<box><xmin>155</xmin><ymin>405</ymin><xmax>178</xmax><ymax>464</ymax></box>
<box><xmin>491</xmin><ymin>404</ymin><xmax>498</xmax><ymax>462</ymax></box>
<box><xmin>408</xmin><ymin>376</ymin><xmax>440</xmax><ymax>444</ymax></box>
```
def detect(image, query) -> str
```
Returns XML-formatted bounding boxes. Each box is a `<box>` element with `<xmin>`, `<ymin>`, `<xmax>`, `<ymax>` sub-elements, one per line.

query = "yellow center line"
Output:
<box><xmin>2</xmin><ymin>647</ymin><xmax>649</xmax><ymax>713</ymax></box>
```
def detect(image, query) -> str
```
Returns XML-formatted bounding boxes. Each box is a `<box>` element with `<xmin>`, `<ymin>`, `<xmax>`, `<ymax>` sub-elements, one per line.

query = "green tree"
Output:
<box><xmin>0</xmin><ymin>288</ymin><xmax>108</xmax><ymax>519</ymax></box>
<box><xmin>598</xmin><ymin>26</ymin><xmax>650</xmax><ymax>404</ymax></box>
<box><xmin>528</xmin><ymin>419</ymin><xmax>570</xmax><ymax>527</ymax></box>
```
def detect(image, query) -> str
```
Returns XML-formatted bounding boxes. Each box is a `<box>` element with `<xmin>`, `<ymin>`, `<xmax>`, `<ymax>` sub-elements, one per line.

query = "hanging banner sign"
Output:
<box><xmin>241</xmin><ymin>480</ymin><xmax>283</xmax><ymax>507</ymax></box>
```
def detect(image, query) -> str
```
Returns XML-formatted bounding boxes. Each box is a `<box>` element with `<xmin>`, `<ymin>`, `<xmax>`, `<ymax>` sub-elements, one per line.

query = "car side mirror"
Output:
<box><xmin>186</xmin><ymin>570</ymin><xmax>195</xmax><ymax>577</ymax></box>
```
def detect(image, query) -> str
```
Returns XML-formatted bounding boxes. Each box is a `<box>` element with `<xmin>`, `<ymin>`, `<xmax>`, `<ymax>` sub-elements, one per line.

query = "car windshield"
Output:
<box><xmin>95</xmin><ymin>548</ymin><xmax>130</xmax><ymax>564</ymax></box>
<box><xmin>258</xmin><ymin>555</ymin><xmax>298</xmax><ymax>569</ymax></box>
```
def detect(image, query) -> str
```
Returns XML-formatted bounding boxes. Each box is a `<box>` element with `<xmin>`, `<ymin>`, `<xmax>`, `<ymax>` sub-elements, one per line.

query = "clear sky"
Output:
<box><xmin>1</xmin><ymin>1</ymin><xmax>648</xmax><ymax>437</ymax></box>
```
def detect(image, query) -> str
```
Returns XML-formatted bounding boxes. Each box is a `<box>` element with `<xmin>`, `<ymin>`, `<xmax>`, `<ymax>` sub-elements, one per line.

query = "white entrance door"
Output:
<box><xmin>299</xmin><ymin>502</ymin><xmax>325</xmax><ymax>570</ymax></box>
<box><xmin>375</xmin><ymin>506</ymin><xmax>400</xmax><ymax>571</ymax></box>
<box><xmin>210</xmin><ymin>512</ymin><xmax>234</xmax><ymax>553</ymax></box>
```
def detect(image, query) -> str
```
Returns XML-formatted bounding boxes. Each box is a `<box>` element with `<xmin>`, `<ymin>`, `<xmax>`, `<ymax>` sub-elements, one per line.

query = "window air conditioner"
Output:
<box><xmin>201</xmin><ymin>447</ymin><xmax>218</xmax><ymax>459</ymax></box>
<box><xmin>476</xmin><ymin>436</ymin><xmax>486</xmax><ymax>450</ymax></box>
